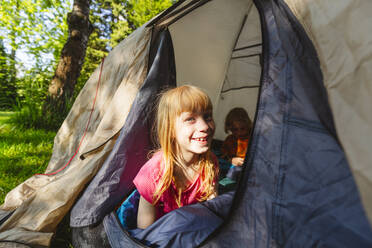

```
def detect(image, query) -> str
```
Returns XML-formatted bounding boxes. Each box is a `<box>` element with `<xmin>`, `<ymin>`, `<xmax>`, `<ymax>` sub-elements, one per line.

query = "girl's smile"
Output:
<box><xmin>175</xmin><ymin>111</ymin><xmax>215</xmax><ymax>163</ymax></box>
<box><xmin>192</xmin><ymin>137</ymin><xmax>208</xmax><ymax>142</ymax></box>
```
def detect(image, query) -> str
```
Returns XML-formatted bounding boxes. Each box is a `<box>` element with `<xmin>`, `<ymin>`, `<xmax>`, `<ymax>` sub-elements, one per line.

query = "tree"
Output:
<box><xmin>42</xmin><ymin>0</ymin><xmax>93</xmax><ymax>126</ymax></box>
<box><xmin>48</xmin><ymin>0</ymin><xmax>175</xmax><ymax>102</ymax></box>
<box><xmin>47</xmin><ymin>0</ymin><xmax>93</xmax><ymax>101</ymax></box>
<box><xmin>76</xmin><ymin>0</ymin><xmax>174</xmax><ymax>96</ymax></box>
<box><xmin>0</xmin><ymin>39</ymin><xmax>16</xmax><ymax>110</ymax></box>
<box><xmin>0</xmin><ymin>0</ymin><xmax>20</xmax><ymax>109</ymax></box>
<box><xmin>7</xmin><ymin>0</ymin><xmax>18</xmax><ymax>86</ymax></box>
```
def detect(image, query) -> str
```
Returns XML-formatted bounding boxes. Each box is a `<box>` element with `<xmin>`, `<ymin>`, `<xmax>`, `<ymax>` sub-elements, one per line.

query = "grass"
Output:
<box><xmin>0</xmin><ymin>111</ymin><xmax>74</xmax><ymax>247</ymax></box>
<box><xmin>0</xmin><ymin>111</ymin><xmax>14</xmax><ymax>122</ymax></box>
<box><xmin>0</xmin><ymin>112</ymin><xmax>56</xmax><ymax>204</ymax></box>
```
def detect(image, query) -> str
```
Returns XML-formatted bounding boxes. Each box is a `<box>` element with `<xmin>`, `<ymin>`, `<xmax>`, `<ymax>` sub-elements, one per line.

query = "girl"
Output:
<box><xmin>221</xmin><ymin>107</ymin><xmax>252</xmax><ymax>166</ymax></box>
<box><xmin>133</xmin><ymin>85</ymin><xmax>219</xmax><ymax>229</ymax></box>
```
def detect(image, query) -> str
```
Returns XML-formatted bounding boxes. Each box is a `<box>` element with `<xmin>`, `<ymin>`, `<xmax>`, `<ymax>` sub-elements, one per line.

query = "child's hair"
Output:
<box><xmin>153</xmin><ymin>85</ymin><xmax>217</xmax><ymax>207</ymax></box>
<box><xmin>224</xmin><ymin>107</ymin><xmax>252</xmax><ymax>134</ymax></box>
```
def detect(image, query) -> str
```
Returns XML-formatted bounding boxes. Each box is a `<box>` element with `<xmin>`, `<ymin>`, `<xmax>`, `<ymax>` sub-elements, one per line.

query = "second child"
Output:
<box><xmin>221</xmin><ymin>107</ymin><xmax>252</xmax><ymax>166</ymax></box>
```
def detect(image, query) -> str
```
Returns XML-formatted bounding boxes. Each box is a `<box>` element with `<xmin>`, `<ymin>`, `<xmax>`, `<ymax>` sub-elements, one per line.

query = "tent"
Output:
<box><xmin>1</xmin><ymin>0</ymin><xmax>372</xmax><ymax>247</ymax></box>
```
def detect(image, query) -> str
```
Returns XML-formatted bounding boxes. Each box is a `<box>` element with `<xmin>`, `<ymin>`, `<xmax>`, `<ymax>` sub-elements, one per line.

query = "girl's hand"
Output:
<box><xmin>231</xmin><ymin>157</ymin><xmax>244</xmax><ymax>166</ymax></box>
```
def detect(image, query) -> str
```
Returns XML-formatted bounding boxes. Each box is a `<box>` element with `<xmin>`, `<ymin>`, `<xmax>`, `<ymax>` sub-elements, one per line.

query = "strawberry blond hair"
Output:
<box><xmin>152</xmin><ymin>85</ymin><xmax>217</xmax><ymax>207</ymax></box>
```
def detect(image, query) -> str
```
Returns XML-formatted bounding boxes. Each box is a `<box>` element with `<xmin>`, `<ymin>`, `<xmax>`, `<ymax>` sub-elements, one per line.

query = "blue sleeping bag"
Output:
<box><xmin>111</xmin><ymin>191</ymin><xmax>234</xmax><ymax>247</ymax></box>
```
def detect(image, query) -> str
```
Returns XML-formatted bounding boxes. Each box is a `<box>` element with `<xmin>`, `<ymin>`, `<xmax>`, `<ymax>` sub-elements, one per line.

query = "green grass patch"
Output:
<box><xmin>0</xmin><ymin>112</ymin><xmax>56</xmax><ymax>204</ymax></box>
<box><xmin>0</xmin><ymin>112</ymin><xmax>73</xmax><ymax>247</ymax></box>
<box><xmin>0</xmin><ymin>111</ymin><xmax>14</xmax><ymax>123</ymax></box>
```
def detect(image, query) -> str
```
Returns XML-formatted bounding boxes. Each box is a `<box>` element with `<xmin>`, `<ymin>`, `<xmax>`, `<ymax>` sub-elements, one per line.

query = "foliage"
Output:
<box><xmin>8</xmin><ymin>66</ymin><xmax>73</xmax><ymax>131</ymax></box>
<box><xmin>0</xmin><ymin>112</ymin><xmax>56</xmax><ymax>204</ymax></box>
<box><xmin>125</xmin><ymin>0</ymin><xmax>176</xmax><ymax>33</ymax></box>
<box><xmin>0</xmin><ymin>0</ymin><xmax>69</xmax><ymax>72</ymax></box>
<box><xmin>109</xmin><ymin>0</ymin><xmax>176</xmax><ymax>47</ymax></box>
<box><xmin>76</xmin><ymin>0</ymin><xmax>174</xmax><ymax>97</ymax></box>
<box><xmin>0</xmin><ymin>39</ymin><xmax>16</xmax><ymax>110</ymax></box>
<box><xmin>0</xmin><ymin>0</ymin><xmax>70</xmax><ymax>128</ymax></box>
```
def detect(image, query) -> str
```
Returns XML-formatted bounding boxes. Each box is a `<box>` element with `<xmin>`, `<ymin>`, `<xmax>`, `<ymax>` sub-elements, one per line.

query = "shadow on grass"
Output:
<box><xmin>51</xmin><ymin>212</ymin><xmax>74</xmax><ymax>248</ymax></box>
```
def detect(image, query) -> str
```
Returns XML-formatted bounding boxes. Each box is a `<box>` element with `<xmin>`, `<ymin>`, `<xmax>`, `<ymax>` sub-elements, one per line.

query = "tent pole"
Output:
<box><xmin>233</xmin><ymin>43</ymin><xmax>262</xmax><ymax>52</ymax></box>
<box><xmin>221</xmin><ymin>85</ymin><xmax>260</xmax><ymax>94</ymax></box>
<box><xmin>231</xmin><ymin>53</ymin><xmax>261</xmax><ymax>60</ymax></box>
<box><xmin>147</xmin><ymin>0</ymin><xmax>203</xmax><ymax>28</ymax></box>
<box><xmin>232</xmin><ymin>14</ymin><xmax>248</xmax><ymax>50</ymax></box>
<box><xmin>146</xmin><ymin>0</ymin><xmax>188</xmax><ymax>27</ymax></box>
<box><xmin>163</xmin><ymin>0</ymin><xmax>212</xmax><ymax>27</ymax></box>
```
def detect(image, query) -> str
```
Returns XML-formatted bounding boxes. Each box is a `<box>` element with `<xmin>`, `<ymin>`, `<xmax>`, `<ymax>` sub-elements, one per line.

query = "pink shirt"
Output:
<box><xmin>133</xmin><ymin>151</ymin><xmax>218</xmax><ymax>219</ymax></box>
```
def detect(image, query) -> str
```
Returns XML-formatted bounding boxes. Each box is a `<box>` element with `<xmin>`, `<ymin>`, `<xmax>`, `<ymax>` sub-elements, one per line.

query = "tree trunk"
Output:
<box><xmin>48</xmin><ymin>0</ymin><xmax>93</xmax><ymax>100</ymax></box>
<box><xmin>9</xmin><ymin>0</ymin><xmax>19</xmax><ymax>85</ymax></box>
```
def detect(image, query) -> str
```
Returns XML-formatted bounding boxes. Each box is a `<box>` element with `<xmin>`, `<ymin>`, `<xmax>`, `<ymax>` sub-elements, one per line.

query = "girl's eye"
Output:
<box><xmin>185</xmin><ymin>117</ymin><xmax>195</xmax><ymax>122</ymax></box>
<box><xmin>204</xmin><ymin>114</ymin><xmax>213</xmax><ymax>122</ymax></box>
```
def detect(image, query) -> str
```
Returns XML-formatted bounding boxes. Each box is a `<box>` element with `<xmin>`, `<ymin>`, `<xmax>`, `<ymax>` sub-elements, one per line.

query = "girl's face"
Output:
<box><xmin>174</xmin><ymin>111</ymin><xmax>215</xmax><ymax>162</ymax></box>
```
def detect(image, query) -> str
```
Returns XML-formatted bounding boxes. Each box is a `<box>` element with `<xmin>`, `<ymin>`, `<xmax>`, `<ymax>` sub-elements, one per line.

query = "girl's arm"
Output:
<box><xmin>137</xmin><ymin>196</ymin><xmax>157</xmax><ymax>229</ymax></box>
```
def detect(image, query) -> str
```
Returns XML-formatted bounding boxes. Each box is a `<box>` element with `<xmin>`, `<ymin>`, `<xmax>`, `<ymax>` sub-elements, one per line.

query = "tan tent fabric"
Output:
<box><xmin>284</xmin><ymin>0</ymin><xmax>372</xmax><ymax>223</ymax></box>
<box><xmin>0</xmin><ymin>26</ymin><xmax>151</xmax><ymax>246</ymax></box>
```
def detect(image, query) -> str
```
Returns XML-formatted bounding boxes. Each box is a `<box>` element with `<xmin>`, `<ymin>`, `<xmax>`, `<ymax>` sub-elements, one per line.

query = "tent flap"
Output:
<box><xmin>70</xmin><ymin>29</ymin><xmax>177</xmax><ymax>227</ymax></box>
<box><xmin>0</xmin><ymin>26</ymin><xmax>152</xmax><ymax>247</ymax></box>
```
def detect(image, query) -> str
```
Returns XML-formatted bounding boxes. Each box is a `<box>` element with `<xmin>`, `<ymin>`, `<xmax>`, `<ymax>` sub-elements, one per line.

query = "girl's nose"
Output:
<box><xmin>197</xmin><ymin>118</ymin><xmax>210</xmax><ymax>132</ymax></box>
